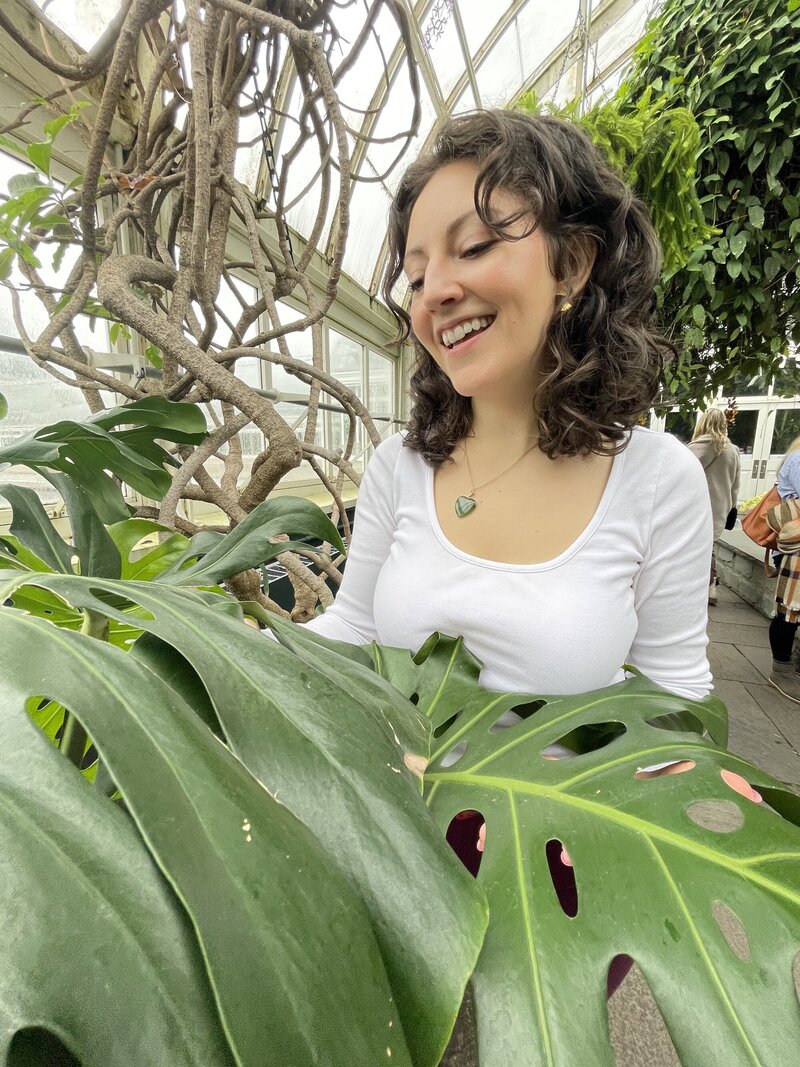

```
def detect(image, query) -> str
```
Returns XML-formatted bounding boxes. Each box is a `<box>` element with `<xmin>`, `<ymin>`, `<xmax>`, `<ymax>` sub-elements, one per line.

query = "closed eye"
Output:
<box><xmin>462</xmin><ymin>241</ymin><xmax>495</xmax><ymax>258</ymax></box>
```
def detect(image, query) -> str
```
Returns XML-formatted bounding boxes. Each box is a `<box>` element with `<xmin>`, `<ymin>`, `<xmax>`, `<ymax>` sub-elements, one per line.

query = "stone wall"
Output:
<box><xmin>715</xmin><ymin>539</ymin><xmax>775</xmax><ymax>617</ymax></box>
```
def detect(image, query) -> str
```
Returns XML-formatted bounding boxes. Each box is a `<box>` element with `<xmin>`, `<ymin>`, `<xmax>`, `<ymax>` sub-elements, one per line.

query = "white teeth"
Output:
<box><xmin>441</xmin><ymin>315</ymin><xmax>493</xmax><ymax>348</ymax></box>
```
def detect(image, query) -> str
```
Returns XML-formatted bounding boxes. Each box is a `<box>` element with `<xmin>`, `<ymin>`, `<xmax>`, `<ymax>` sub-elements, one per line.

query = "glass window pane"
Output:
<box><xmin>272</xmin><ymin>400</ymin><xmax>319</xmax><ymax>483</ymax></box>
<box><xmin>368</xmin><ymin>351</ymin><xmax>393</xmax><ymax>417</ymax></box>
<box><xmin>727</xmin><ymin>409</ymin><xmax>759</xmax><ymax>455</ymax></box>
<box><xmin>328</xmin><ymin>329</ymin><xmax>364</xmax><ymax>470</ymax></box>
<box><xmin>271</xmin><ymin>302</ymin><xmax>313</xmax><ymax>397</ymax></box>
<box><xmin>329</xmin><ymin>328</ymin><xmax>362</xmax><ymax>388</ymax></box>
<box><xmin>203</xmin><ymin>355</ymin><xmax>264</xmax><ymax>484</ymax></box>
<box><xmin>770</xmin><ymin>410</ymin><xmax>800</xmax><ymax>457</ymax></box>
<box><xmin>0</xmin><ymin>350</ymin><xmax>89</xmax><ymax>501</ymax></box>
<box><xmin>32</xmin><ymin>0</ymin><xmax>124</xmax><ymax>50</ymax></box>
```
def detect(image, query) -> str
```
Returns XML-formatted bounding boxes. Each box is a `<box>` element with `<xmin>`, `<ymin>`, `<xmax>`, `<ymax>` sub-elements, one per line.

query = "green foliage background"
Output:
<box><xmin>620</xmin><ymin>0</ymin><xmax>800</xmax><ymax>404</ymax></box>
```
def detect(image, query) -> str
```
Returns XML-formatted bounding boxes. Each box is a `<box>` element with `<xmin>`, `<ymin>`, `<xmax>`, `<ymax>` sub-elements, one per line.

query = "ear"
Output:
<box><xmin>557</xmin><ymin>235</ymin><xmax>597</xmax><ymax>299</ymax></box>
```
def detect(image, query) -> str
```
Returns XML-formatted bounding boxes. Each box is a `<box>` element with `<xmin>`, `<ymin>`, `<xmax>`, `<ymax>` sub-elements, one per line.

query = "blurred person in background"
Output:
<box><xmin>766</xmin><ymin>436</ymin><xmax>800</xmax><ymax>701</ymax></box>
<box><xmin>688</xmin><ymin>408</ymin><xmax>740</xmax><ymax>606</ymax></box>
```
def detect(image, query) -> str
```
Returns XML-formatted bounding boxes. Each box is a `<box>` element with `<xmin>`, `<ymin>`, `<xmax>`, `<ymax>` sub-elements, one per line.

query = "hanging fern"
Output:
<box><xmin>515</xmin><ymin>89</ymin><xmax>713</xmax><ymax>276</ymax></box>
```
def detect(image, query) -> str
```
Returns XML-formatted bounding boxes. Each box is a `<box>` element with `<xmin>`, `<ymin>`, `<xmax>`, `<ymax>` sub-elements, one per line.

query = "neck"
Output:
<box><xmin>469</xmin><ymin>396</ymin><xmax>538</xmax><ymax>451</ymax></box>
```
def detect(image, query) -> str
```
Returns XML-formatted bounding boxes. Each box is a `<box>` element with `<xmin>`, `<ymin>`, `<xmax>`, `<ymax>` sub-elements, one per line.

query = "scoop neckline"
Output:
<box><xmin>424</xmin><ymin>437</ymin><xmax>628</xmax><ymax>572</ymax></box>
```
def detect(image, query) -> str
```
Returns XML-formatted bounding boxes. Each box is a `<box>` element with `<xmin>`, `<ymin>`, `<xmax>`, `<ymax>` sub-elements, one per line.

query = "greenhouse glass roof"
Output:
<box><xmin>32</xmin><ymin>0</ymin><xmax>664</xmax><ymax>301</ymax></box>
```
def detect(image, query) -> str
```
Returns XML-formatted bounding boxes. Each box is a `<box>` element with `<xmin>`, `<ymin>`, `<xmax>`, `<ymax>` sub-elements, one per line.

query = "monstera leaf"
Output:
<box><xmin>0</xmin><ymin>396</ymin><xmax>207</xmax><ymax>523</ymax></box>
<box><xmin>266</xmin><ymin>621</ymin><xmax>800</xmax><ymax>1067</ymax></box>
<box><xmin>0</xmin><ymin>573</ymin><xmax>487</xmax><ymax>1067</ymax></box>
<box><xmin>0</xmin><ymin>694</ymin><xmax>236</xmax><ymax>1067</ymax></box>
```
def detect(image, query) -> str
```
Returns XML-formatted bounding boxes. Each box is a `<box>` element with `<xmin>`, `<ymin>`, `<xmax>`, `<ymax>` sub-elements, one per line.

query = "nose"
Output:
<box><xmin>422</xmin><ymin>256</ymin><xmax>464</xmax><ymax>312</ymax></box>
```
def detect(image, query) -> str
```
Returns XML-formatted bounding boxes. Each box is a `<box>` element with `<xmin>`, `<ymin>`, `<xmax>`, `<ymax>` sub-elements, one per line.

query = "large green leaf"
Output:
<box><xmin>89</xmin><ymin>396</ymin><xmax>207</xmax><ymax>436</ymax></box>
<box><xmin>420</xmin><ymin>666</ymin><xmax>800</xmax><ymax>1066</ymax></box>
<box><xmin>289</xmin><ymin>629</ymin><xmax>800</xmax><ymax>1064</ymax></box>
<box><xmin>43</xmin><ymin>470</ymin><xmax>121</xmax><ymax>579</ymax></box>
<box><xmin>0</xmin><ymin>535</ymin><xmax>54</xmax><ymax>573</ymax></box>
<box><xmin>108</xmin><ymin>518</ymin><xmax>191</xmax><ymax>581</ymax></box>
<box><xmin>0</xmin><ymin>685</ymin><xmax>235</xmax><ymax>1066</ymax></box>
<box><xmin>0</xmin><ymin>482</ymin><xmax>73</xmax><ymax>573</ymax></box>
<box><xmin>0</xmin><ymin>397</ymin><xmax>209</xmax><ymax>524</ymax></box>
<box><xmin>162</xmin><ymin>496</ymin><xmax>346</xmax><ymax>586</ymax></box>
<box><xmin>0</xmin><ymin>600</ymin><xmax>413</xmax><ymax>1067</ymax></box>
<box><xmin>0</xmin><ymin>573</ymin><xmax>487</xmax><ymax>1067</ymax></box>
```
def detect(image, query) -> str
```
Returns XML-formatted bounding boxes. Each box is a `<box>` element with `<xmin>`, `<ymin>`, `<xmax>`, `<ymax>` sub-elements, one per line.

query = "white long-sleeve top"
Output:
<box><xmin>304</xmin><ymin>426</ymin><xmax>713</xmax><ymax>700</ymax></box>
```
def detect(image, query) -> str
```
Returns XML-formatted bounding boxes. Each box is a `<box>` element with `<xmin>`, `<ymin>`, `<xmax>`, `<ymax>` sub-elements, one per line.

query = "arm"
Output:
<box><xmin>731</xmin><ymin>446</ymin><xmax>741</xmax><ymax>510</ymax></box>
<box><xmin>300</xmin><ymin>434</ymin><xmax>402</xmax><ymax>644</ymax></box>
<box><xmin>628</xmin><ymin>446</ymin><xmax>713</xmax><ymax>700</ymax></box>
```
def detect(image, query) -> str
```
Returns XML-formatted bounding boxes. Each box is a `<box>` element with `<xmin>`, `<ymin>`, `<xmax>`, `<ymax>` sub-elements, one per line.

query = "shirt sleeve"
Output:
<box><xmin>778</xmin><ymin>451</ymin><xmax>800</xmax><ymax>499</ymax></box>
<box><xmin>300</xmin><ymin>434</ymin><xmax>402</xmax><ymax>644</ymax></box>
<box><xmin>731</xmin><ymin>446</ymin><xmax>741</xmax><ymax>510</ymax></box>
<box><xmin>628</xmin><ymin>443</ymin><xmax>713</xmax><ymax>700</ymax></box>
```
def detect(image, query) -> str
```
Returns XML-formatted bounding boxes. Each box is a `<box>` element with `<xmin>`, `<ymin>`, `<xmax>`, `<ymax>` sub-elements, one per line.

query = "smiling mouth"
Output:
<box><xmin>441</xmin><ymin>315</ymin><xmax>495</xmax><ymax>351</ymax></box>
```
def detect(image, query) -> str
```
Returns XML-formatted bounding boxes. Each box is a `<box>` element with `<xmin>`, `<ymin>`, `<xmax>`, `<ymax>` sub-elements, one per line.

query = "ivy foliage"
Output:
<box><xmin>517</xmin><ymin>88</ymin><xmax>713</xmax><ymax>277</ymax></box>
<box><xmin>619</xmin><ymin>0</ymin><xmax>800</xmax><ymax>403</ymax></box>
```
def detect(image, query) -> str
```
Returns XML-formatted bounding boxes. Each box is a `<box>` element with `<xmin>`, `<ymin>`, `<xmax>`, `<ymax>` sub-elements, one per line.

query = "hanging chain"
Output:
<box><xmin>249</xmin><ymin>45</ymin><xmax>296</xmax><ymax>268</ymax></box>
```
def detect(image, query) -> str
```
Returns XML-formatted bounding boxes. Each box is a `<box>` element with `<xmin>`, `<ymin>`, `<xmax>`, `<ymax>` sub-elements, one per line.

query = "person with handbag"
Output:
<box><xmin>687</xmin><ymin>408</ymin><xmax>741</xmax><ymax>606</ymax></box>
<box><xmin>764</xmin><ymin>436</ymin><xmax>800</xmax><ymax>701</ymax></box>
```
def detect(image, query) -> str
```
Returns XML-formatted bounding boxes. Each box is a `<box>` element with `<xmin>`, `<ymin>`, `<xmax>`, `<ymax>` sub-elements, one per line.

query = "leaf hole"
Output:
<box><xmin>433</xmin><ymin>709</ymin><xmax>462</xmax><ymax>738</ymax></box>
<box><xmin>634</xmin><ymin>759</ymin><xmax>696</xmax><ymax>780</ymax></box>
<box><xmin>489</xmin><ymin>708</ymin><xmax>524</xmax><ymax>733</ymax></box>
<box><xmin>646</xmin><ymin>710</ymin><xmax>705</xmax><ymax>735</ymax></box>
<box><xmin>545</xmin><ymin>838</ymin><xmax>578</xmax><ymax>917</ymax></box>
<box><xmin>511</xmin><ymin>698</ymin><xmax>547</xmax><ymax>720</ymax></box>
<box><xmin>87</xmin><ymin>587</ymin><xmax>154</xmax><ymax>621</ymax></box>
<box><xmin>7</xmin><ymin>1027</ymin><xmax>82</xmax><ymax>1066</ymax></box>
<box><xmin>550</xmin><ymin>720</ymin><xmax>627</xmax><ymax>756</ymax></box>
<box><xmin>409</xmin><ymin>692</ymin><xmax>420</xmax><ymax>706</ymax></box>
<box><xmin>81</xmin><ymin>742</ymin><xmax>98</xmax><ymax>772</ymax></box>
<box><xmin>719</xmin><ymin>768</ymin><xmax>762</xmax><ymax>804</ymax></box>
<box><xmin>446</xmin><ymin>810</ymin><xmax>485</xmax><ymax>878</ymax></box>
<box><xmin>607</xmin><ymin>954</ymin><xmax>635</xmax><ymax>998</ymax></box>
<box><xmin>712</xmin><ymin>900</ymin><xmax>751</xmax><ymax>961</ymax></box>
<box><xmin>686</xmin><ymin>799</ymin><xmax>744</xmax><ymax>832</ymax></box>
<box><xmin>440</xmin><ymin>740</ymin><xmax>467</xmax><ymax>768</ymax></box>
<box><xmin>607</xmin><ymin>962</ymin><xmax>680</xmax><ymax>1065</ymax></box>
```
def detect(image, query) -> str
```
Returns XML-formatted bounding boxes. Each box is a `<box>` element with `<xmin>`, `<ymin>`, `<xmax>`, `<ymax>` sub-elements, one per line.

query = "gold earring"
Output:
<box><xmin>560</xmin><ymin>299</ymin><xmax>572</xmax><ymax>314</ymax></box>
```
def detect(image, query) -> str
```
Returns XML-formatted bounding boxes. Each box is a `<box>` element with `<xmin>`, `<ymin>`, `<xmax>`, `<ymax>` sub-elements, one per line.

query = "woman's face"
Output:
<box><xmin>404</xmin><ymin>160</ymin><xmax>563</xmax><ymax>404</ymax></box>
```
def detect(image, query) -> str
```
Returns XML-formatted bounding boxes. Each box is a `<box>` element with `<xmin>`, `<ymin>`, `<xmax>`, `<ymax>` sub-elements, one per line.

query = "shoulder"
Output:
<box><xmin>621</xmin><ymin>427</ymin><xmax>708</xmax><ymax>495</ymax></box>
<box><xmin>725</xmin><ymin>440</ymin><xmax>741</xmax><ymax>460</ymax></box>
<box><xmin>624</xmin><ymin>425</ymin><xmax>703</xmax><ymax>469</ymax></box>
<box><xmin>364</xmin><ymin>429</ymin><xmax>426</xmax><ymax>485</ymax></box>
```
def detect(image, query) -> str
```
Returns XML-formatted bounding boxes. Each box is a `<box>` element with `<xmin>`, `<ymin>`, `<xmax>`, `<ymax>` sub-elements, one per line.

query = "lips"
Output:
<box><xmin>440</xmin><ymin>315</ymin><xmax>495</xmax><ymax>350</ymax></box>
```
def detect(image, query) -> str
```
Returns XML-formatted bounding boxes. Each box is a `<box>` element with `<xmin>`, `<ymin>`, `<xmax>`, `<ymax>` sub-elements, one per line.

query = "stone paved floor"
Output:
<box><xmin>609</xmin><ymin>581</ymin><xmax>800</xmax><ymax>1066</ymax></box>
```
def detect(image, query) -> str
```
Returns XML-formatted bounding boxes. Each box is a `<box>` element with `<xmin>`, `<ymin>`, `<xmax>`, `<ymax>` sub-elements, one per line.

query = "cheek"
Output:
<box><xmin>409</xmin><ymin>303</ymin><xmax>432</xmax><ymax>344</ymax></box>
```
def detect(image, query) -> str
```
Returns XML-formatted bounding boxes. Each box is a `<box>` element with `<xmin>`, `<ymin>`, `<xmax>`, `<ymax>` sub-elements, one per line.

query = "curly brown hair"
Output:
<box><xmin>382</xmin><ymin>109</ymin><xmax>675</xmax><ymax>464</ymax></box>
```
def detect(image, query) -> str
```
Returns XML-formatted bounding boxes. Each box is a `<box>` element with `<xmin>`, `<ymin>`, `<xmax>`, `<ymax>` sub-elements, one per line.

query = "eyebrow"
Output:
<box><xmin>403</xmin><ymin>209</ymin><xmax>477</xmax><ymax>265</ymax></box>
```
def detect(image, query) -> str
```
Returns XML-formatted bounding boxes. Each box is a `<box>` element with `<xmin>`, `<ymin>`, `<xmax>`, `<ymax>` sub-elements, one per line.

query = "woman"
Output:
<box><xmin>298</xmin><ymin>109</ymin><xmax>713</xmax><ymax>701</ymax></box>
<box><xmin>688</xmin><ymin>408</ymin><xmax>741</xmax><ymax>606</ymax></box>
<box><xmin>259</xmin><ymin>113</ymin><xmax>763</xmax><ymax>998</ymax></box>
<box><xmin>766</xmin><ymin>435</ymin><xmax>800</xmax><ymax>701</ymax></box>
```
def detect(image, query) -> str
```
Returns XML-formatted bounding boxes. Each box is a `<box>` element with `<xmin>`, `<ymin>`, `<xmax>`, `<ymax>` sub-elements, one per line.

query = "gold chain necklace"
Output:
<box><xmin>455</xmin><ymin>438</ymin><xmax>538</xmax><ymax>518</ymax></box>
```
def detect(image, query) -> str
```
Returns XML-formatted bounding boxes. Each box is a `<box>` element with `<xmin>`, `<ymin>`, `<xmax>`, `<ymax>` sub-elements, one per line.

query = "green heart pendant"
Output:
<box><xmin>455</xmin><ymin>495</ymin><xmax>477</xmax><ymax>518</ymax></box>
